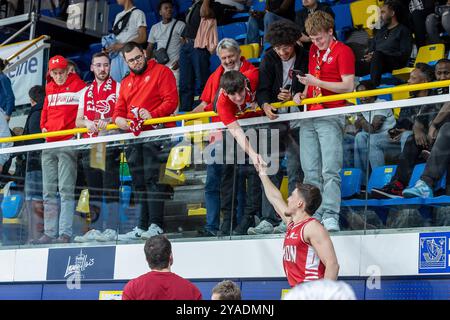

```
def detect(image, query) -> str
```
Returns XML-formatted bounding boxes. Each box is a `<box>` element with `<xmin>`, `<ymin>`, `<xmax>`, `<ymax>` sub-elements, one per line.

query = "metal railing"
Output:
<box><xmin>0</xmin><ymin>80</ymin><xmax>449</xmax><ymax>144</ymax></box>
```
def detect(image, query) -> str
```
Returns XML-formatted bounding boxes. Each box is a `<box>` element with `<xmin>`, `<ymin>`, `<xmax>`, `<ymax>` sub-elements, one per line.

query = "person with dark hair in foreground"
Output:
<box><xmin>122</xmin><ymin>235</ymin><xmax>202</xmax><ymax>300</ymax></box>
<box><xmin>211</xmin><ymin>280</ymin><xmax>242</xmax><ymax>300</ymax></box>
<box><xmin>256</xmin><ymin>162</ymin><xmax>339</xmax><ymax>287</ymax></box>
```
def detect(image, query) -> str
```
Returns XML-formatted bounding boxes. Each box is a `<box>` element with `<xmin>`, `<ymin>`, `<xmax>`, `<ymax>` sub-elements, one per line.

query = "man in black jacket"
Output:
<box><xmin>23</xmin><ymin>85</ymin><xmax>45</xmax><ymax>243</ymax></box>
<box><xmin>359</xmin><ymin>0</ymin><xmax>413</xmax><ymax>86</ymax></box>
<box><xmin>295</xmin><ymin>0</ymin><xmax>335</xmax><ymax>50</ymax></box>
<box><xmin>247</xmin><ymin>20</ymin><xmax>308</xmax><ymax>235</ymax></box>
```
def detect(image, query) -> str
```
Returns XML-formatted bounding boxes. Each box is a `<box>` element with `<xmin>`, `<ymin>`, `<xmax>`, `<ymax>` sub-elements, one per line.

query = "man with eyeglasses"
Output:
<box><xmin>74</xmin><ymin>52</ymin><xmax>122</xmax><ymax>243</ymax></box>
<box><xmin>113</xmin><ymin>42</ymin><xmax>178</xmax><ymax>241</ymax></box>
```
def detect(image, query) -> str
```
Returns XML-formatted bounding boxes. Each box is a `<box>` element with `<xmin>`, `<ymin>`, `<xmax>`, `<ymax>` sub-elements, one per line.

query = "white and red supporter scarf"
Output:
<box><xmin>83</xmin><ymin>77</ymin><xmax>117</xmax><ymax>137</ymax></box>
<box><xmin>129</xmin><ymin>107</ymin><xmax>146</xmax><ymax>136</ymax></box>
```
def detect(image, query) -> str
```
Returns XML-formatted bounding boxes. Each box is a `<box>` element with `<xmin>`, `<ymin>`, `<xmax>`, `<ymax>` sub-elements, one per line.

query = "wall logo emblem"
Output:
<box><xmin>419</xmin><ymin>232</ymin><xmax>450</xmax><ymax>274</ymax></box>
<box><xmin>64</xmin><ymin>249</ymin><xmax>95</xmax><ymax>279</ymax></box>
<box><xmin>47</xmin><ymin>246</ymin><xmax>116</xmax><ymax>281</ymax></box>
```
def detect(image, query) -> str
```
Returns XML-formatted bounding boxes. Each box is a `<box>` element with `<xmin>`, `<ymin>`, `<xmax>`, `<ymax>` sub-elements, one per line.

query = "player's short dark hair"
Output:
<box><xmin>219</xmin><ymin>70</ymin><xmax>247</xmax><ymax>94</ymax></box>
<box><xmin>295</xmin><ymin>183</ymin><xmax>322</xmax><ymax>216</ymax></box>
<box><xmin>265</xmin><ymin>20</ymin><xmax>302</xmax><ymax>47</ymax></box>
<box><xmin>415</xmin><ymin>62</ymin><xmax>435</xmax><ymax>82</ymax></box>
<box><xmin>91</xmin><ymin>52</ymin><xmax>110</xmax><ymax>63</ymax></box>
<box><xmin>28</xmin><ymin>85</ymin><xmax>45</xmax><ymax>105</ymax></box>
<box><xmin>122</xmin><ymin>41</ymin><xmax>144</xmax><ymax>57</ymax></box>
<box><xmin>212</xmin><ymin>280</ymin><xmax>242</xmax><ymax>300</ymax></box>
<box><xmin>144</xmin><ymin>235</ymin><xmax>172</xmax><ymax>270</ymax></box>
<box><xmin>158</xmin><ymin>0</ymin><xmax>173</xmax><ymax>11</ymax></box>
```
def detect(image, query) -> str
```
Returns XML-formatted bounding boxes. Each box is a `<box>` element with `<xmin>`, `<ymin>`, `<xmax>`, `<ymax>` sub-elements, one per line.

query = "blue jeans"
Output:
<box><xmin>179</xmin><ymin>40</ymin><xmax>211</xmax><ymax>112</ymax></box>
<box><xmin>205</xmin><ymin>163</ymin><xmax>222</xmax><ymax>232</ymax></box>
<box><xmin>25</xmin><ymin>170</ymin><xmax>43</xmax><ymax>201</ymax></box>
<box><xmin>299</xmin><ymin>115</ymin><xmax>345</xmax><ymax>221</ymax></box>
<box><xmin>246</xmin><ymin>12</ymin><xmax>285</xmax><ymax>44</ymax></box>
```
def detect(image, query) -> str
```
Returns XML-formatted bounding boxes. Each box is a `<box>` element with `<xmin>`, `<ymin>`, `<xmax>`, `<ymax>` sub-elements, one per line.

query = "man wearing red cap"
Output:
<box><xmin>113</xmin><ymin>42</ymin><xmax>178</xmax><ymax>241</ymax></box>
<box><xmin>33</xmin><ymin>55</ymin><xmax>86</xmax><ymax>244</ymax></box>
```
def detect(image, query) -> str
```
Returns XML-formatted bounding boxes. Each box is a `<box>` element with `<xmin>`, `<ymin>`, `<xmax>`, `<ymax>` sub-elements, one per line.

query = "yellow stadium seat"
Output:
<box><xmin>240</xmin><ymin>44</ymin><xmax>260</xmax><ymax>60</ymax></box>
<box><xmin>392</xmin><ymin>44</ymin><xmax>445</xmax><ymax>81</ymax></box>
<box><xmin>350</xmin><ymin>0</ymin><xmax>380</xmax><ymax>36</ymax></box>
<box><xmin>76</xmin><ymin>189</ymin><xmax>90</xmax><ymax>214</ymax></box>
<box><xmin>166</xmin><ymin>145</ymin><xmax>192</xmax><ymax>171</ymax></box>
<box><xmin>249</xmin><ymin>43</ymin><xmax>260</xmax><ymax>57</ymax></box>
<box><xmin>280</xmin><ymin>176</ymin><xmax>289</xmax><ymax>201</ymax></box>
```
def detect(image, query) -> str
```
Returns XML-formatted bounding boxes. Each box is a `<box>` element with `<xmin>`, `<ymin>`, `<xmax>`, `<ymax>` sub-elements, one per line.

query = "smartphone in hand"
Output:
<box><xmin>292</xmin><ymin>69</ymin><xmax>305</xmax><ymax>77</ymax></box>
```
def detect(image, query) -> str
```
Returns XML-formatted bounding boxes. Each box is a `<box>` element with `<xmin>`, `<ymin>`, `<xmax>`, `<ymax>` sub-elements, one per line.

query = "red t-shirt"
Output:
<box><xmin>202</xmin><ymin>57</ymin><xmax>256</xmax><ymax>123</ymax></box>
<box><xmin>122</xmin><ymin>271</ymin><xmax>202</xmax><ymax>300</ymax></box>
<box><xmin>283</xmin><ymin>218</ymin><xmax>325</xmax><ymax>287</ymax></box>
<box><xmin>306</xmin><ymin>41</ymin><xmax>355</xmax><ymax>110</ymax></box>
<box><xmin>216</xmin><ymin>68</ymin><xmax>263</xmax><ymax>126</ymax></box>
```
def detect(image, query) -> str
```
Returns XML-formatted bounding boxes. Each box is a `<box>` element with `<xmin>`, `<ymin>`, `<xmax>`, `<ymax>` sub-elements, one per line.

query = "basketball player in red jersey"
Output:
<box><xmin>257</xmin><ymin>163</ymin><xmax>339</xmax><ymax>287</ymax></box>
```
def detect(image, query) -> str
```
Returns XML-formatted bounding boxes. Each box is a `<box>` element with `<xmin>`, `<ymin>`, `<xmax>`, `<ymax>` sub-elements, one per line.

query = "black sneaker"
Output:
<box><xmin>197</xmin><ymin>229</ymin><xmax>218</xmax><ymax>237</ymax></box>
<box><xmin>232</xmin><ymin>215</ymin><xmax>255</xmax><ymax>235</ymax></box>
<box><xmin>370</xmin><ymin>180</ymin><xmax>405</xmax><ymax>199</ymax></box>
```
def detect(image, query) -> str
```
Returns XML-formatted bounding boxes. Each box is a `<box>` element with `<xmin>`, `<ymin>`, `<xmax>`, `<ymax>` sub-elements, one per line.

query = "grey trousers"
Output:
<box><xmin>42</xmin><ymin>147</ymin><xmax>77</xmax><ymax>238</ymax></box>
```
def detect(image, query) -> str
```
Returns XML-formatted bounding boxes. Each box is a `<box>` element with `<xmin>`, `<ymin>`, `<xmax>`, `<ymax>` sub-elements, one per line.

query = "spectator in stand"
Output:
<box><xmin>0</xmin><ymin>108</ymin><xmax>12</xmax><ymax>175</ymax></box>
<box><xmin>293</xmin><ymin>11</ymin><xmax>355</xmax><ymax>232</ymax></box>
<box><xmin>122</xmin><ymin>235</ymin><xmax>202</xmax><ymax>300</ymax></box>
<box><xmin>33</xmin><ymin>55</ymin><xmax>86</xmax><ymax>244</ymax></box>
<box><xmin>104</xmin><ymin>0</ymin><xmax>147</xmax><ymax>82</ymax></box>
<box><xmin>23</xmin><ymin>85</ymin><xmax>45</xmax><ymax>243</ymax></box>
<box><xmin>74</xmin><ymin>52</ymin><xmax>121</xmax><ymax>243</ymax></box>
<box><xmin>401</xmin><ymin>0</ymin><xmax>435</xmax><ymax>47</ymax></box>
<box><xmin>387</xmin><ymin>62</ymin><xmax>440</xmax><ymax>152</ymax></box>
<box><xmin>113</xmin><ymin>42</ymin><xmax>178</xmax><ymax>241</ymax></box>
<box><xmin>146</xmin><ymin>0</ymin><xmax>186</xmax><ymax>88</ymax></box>
<box><xmin>371</xmin><ymin>63</ymin><xmax>448</xmax><ymax>199</ymax></box>
<box><xmin>179</xmin><ymin>0</ymin><xmax>235</xmax><ymax>112</ymax></box>
<box><xmin>211</xmin><ymin>280</ymin><xmax>242</xmax><ymax>300</ymax></box>
<box><xmin>191</xmin><ymin>38</ymin><xmax>257</xmax><ymax>236</ymax></box>
<box><xmin>215</xmin><ymin>69</ymin><xmax>265</xmax><ymax>235</ymax></box>
<box><xmin>66</xmin><ymin>59</ymin><xmax>81</xmax><ymax>75</ymax></box>
<box><xmin>358</xmin><ymin>0</ymin><xmax>412</xmax><ymax>87</ymax></box>
<box><xmin>0</xmin><ymin>59</ymin><xmax>15</xmax><ymax>122</ymax></box>
<box><xmin>295</xmin><ymin>0</ymin><xmax>335</xmax><ymax>50</ymax></box>
<box><xmin>403</xmin><ymin>121</ymin><xmax>450</xmax><ymax>198</ymax></box>
<box><xmin>353</xmin><ymin>81</ymin><xmax>397</xmax><ymax>186</ymax></box>
<box><xmin>249</xmin><ymin>20</ymin><xmax>308</xmax><ymax>235</ymax></box>
<box><xmin>426</xmin><ymin>0</ymin><xmax>450</xmax><ymax>44</ymax></box>
<box><xmin>246</xmin><ymin>0</ymin><xmax>295</xmax><ymax>44</ymax></box>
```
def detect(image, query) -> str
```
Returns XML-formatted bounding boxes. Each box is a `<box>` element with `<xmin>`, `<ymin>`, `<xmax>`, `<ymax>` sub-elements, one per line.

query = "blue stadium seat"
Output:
<box><xmin>251</xmin><ymin>0</ymin><xmax>266</xmax><ymax>12</ymax></box>
<box><xmin>210</xmin><ymin>54</ymin><xmax>221</xmax><ymax>73</ymax></box>
<box><xmin>340</xmin><ymin>168</ymin><xmax>362</xmax><ymax>198</ymax></box>
<box><xmin>1</xmin><ymin>193</ymin><xmax>23</xmax><ymax>219</ymax></box>
<box><xmin>146</xmin><ymin>11</ymin><xmax>160</xmax><ymax>30</ymax></box>
<box><xmin>135</xmin><ymin>0</ymin><xmax>153</xmax><ymax>13</ymax></box>
<box><xmin>176</xmin><ymin>0</ymin><xmax>192</xmax><ymax>14</ymax></box>
<box><xmin>342</xmin><ymin>165</ymin><xmax>397</xmax><ymax>207</ymax></box>
<box><xmin>359</xmin><ymin>73</ymin><xmax>401</xmax><ymax>85</ymax></box>
<box><xmin>218</xmin><ymin>22</ymin><xmax>247</xmax><ymax>41</ymax></box>
<box><xmin>108</xmin><ymin>3</ymin><xmax>124</xmax><ymax>31</ymax></box>
<box><xmin>332</xmin><ymin>4</ymin><xmax>353</xmax><ymax>41</ymax></box>
<box><xmin>367</xmin><ymin>165</ymin><xmax>397</xmax><ymax>193</ymax></box>
<box><xmin>89</xmin><ymin>42</ymin><xmax>103</xmax><ymax>54</ymax></box>
<box><xmin>295</xmin><ymin>0</ymin><xmax>302</xmax><ymax>11</ymax></box>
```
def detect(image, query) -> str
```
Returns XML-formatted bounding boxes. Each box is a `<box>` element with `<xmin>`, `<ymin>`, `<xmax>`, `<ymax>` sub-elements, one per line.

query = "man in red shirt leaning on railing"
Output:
<box><xmin>112</xmin><ymin>41</ymin><xmax>178</xmax><ymax>241</ymax></box>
